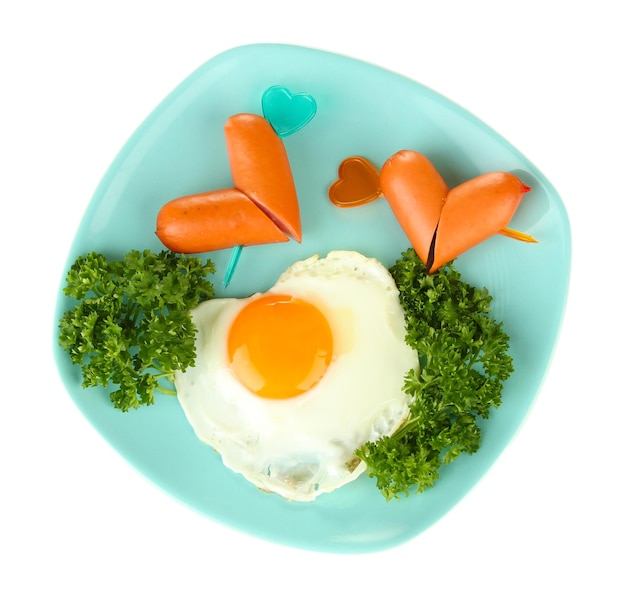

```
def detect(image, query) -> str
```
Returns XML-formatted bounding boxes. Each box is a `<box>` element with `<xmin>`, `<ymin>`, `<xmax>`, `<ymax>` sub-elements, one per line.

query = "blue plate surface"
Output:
<box><xmin>53</xmin><ymin>44</ymin><xmax>570</xmax><ymax>553</ymax></box>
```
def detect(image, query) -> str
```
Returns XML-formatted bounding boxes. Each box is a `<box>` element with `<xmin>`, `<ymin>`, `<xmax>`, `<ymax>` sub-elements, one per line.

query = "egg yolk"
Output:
<box><xmin>227</xmin><ymin>294</ymin><xmax>333</xmax><ymax>399</ymax></box>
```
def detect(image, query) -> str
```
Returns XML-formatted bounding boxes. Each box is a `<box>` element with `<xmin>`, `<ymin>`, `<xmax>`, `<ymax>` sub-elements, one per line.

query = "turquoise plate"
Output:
<box><xmin>52</xmin><ymin>44</ymin><xmax>571</xmax><ymax>553</ymax></box>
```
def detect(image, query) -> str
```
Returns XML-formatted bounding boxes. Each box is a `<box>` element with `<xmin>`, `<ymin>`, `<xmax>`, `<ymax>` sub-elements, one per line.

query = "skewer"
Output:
<box><xmin>222</xmin><ymin>85</ymin><xmax>317</xmax><ymax>288</ymax></box>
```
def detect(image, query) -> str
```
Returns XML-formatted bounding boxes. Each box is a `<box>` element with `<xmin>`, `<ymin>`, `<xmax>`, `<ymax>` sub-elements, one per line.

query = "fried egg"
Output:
<box><xmin>174</xmin><ymin>251</ymin><xmax>417</xmax><ymax>501</ymax></box>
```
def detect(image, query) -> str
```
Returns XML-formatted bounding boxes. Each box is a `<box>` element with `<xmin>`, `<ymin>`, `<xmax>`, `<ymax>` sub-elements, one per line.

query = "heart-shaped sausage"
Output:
<box><xmin>157</xmin><ymin>113</ymin><xmax>300</xmax><ymax>254</ymax></box>
<box><xmin>262</xmin><ymin>85</ymin><xmax>317</xmax><ymax>138</ymax></box>
<box><xmin>328</xmin><ymin>156</ymin><xmax>382</xmax><ymax>207</ymax></box>
<box><xmin>380</xmin><ymin>150</ymin><xmax>531</xmax><ymax>272</ymax></box>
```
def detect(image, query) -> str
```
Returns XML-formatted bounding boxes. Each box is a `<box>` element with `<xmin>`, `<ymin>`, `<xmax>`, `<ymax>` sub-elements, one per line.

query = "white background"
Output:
<box><xmin>2</xmin><ymin>1</ymin><xmax>624</xmax><ymax>595</ymax></box>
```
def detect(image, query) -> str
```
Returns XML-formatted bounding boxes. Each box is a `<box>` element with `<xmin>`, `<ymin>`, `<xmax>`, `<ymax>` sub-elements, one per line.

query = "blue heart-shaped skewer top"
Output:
<box><xmin>262</xmin><ymin>85</ymin><xmax>317</xmax><ymax>138</ymax></box>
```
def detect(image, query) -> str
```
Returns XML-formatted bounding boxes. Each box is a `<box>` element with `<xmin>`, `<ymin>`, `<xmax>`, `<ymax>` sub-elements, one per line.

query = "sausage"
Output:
<box><xmin>379</xmin><ymin>150</ymin><xmax>448</xmax><ymax>267</ymax></box>
<box><xmin>155</xmin><ymin>187</ymin><xmax>288</xmax><ymax>253</ymax></box>
<box><xmin>431</xmin><ymin>171</ymin><xmax>531</xmax><ymax>272</ymax></box>
<box><xmin>224</xmin><ymin>113</ymin><xmax>302</xmax><ymax>242</ymax></box>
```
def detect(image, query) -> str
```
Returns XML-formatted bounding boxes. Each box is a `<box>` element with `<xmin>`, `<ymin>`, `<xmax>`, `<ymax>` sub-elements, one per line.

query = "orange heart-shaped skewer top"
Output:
<box><xmin>330</xmin><ymin>151</ymin><xmax>534</xmax><ymax>272</ymax></box>
<box><xmin>328</xmin><ymin>156</ymin><xmax>382</xmax><ymax>207</ymax></box>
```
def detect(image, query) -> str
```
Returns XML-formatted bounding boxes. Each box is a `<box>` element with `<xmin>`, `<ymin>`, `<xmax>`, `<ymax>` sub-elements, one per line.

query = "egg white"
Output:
<box><xmin>174</xmin><ymin>251</ymin><xmax>418</xmax><ymax>501</ymax></box>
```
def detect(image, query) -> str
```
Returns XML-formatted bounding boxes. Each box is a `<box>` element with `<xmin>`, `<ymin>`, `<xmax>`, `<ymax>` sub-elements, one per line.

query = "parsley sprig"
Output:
<box><xmin>356</xmin><ymin>249</ymin><xmax>514</xmax><ymax>500</ymax></box>
<box><xmin>59</xmin><ymin>249</ymin><xmax>215</xmax><ymax>411</ymax></box>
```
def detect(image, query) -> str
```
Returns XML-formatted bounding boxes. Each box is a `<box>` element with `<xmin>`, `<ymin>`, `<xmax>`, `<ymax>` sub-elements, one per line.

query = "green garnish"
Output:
<box><xmin>59</xmin><ymin>249</ymin><xmax>215</xmax><ymax>411</ymax></box>
<box><xmin>356</xmin><ymin>249</ymin><xmax>514</xmax><ymax>500</ymax></box>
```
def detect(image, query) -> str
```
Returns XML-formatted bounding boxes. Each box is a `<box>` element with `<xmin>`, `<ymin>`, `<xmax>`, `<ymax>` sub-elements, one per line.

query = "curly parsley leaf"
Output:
<box><xmin>59</xmin><ymin>249</ymin><xmax>215</xmax><ymax>411</ymax></box>
<box><xmin>355</xmin><ymin>249</ymin><xmax>514</xmax><ymax>500</ymax></box>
